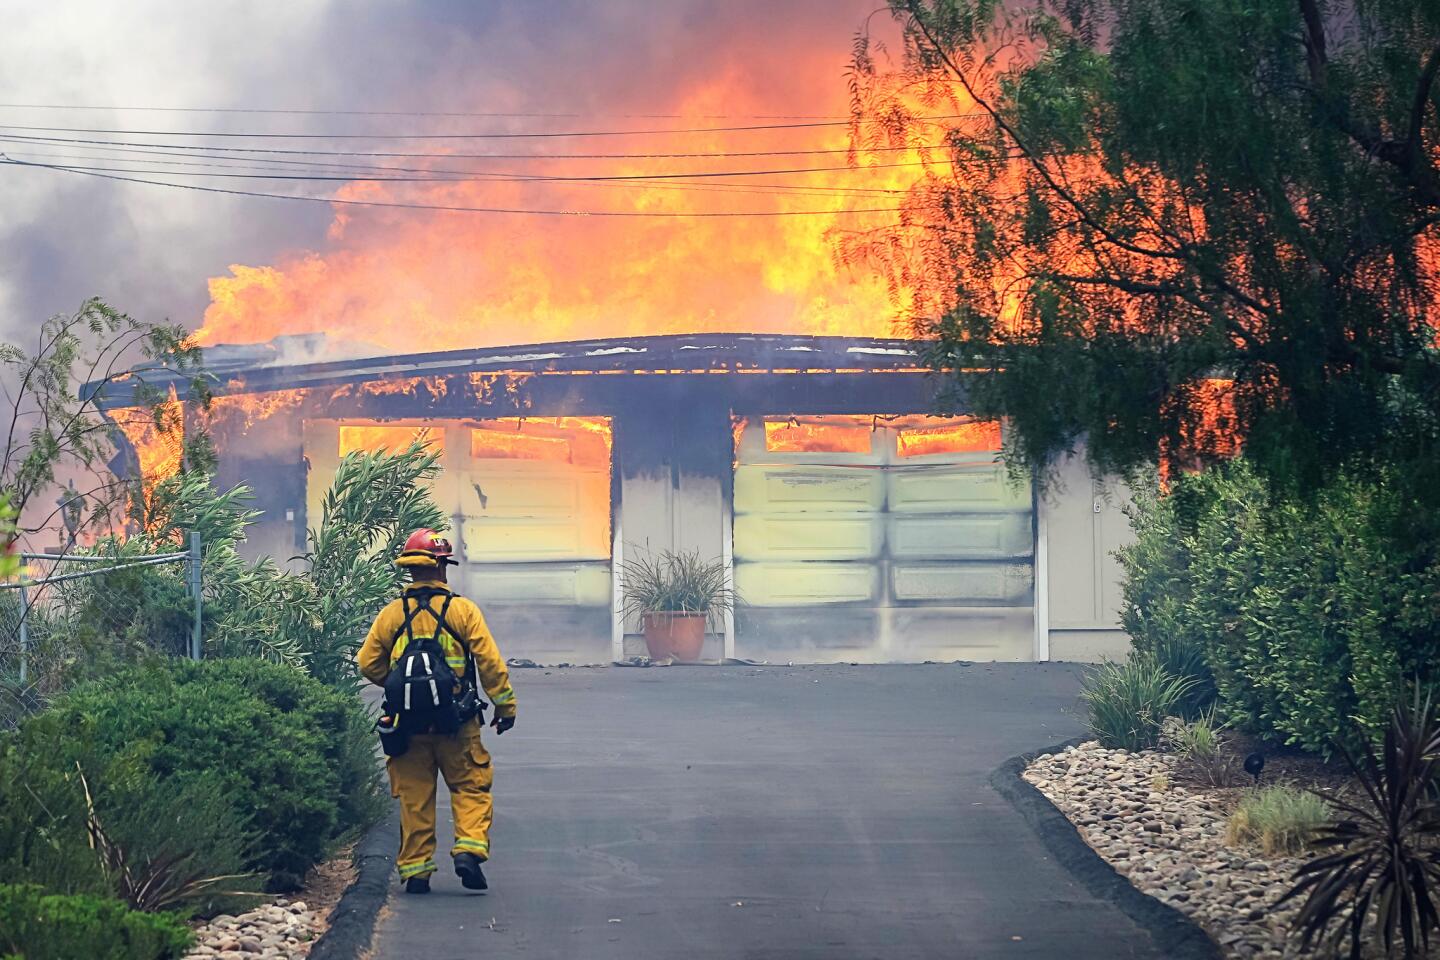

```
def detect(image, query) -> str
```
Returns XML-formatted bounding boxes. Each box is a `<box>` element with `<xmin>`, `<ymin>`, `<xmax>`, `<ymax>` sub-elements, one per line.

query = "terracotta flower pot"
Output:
<box><xmin>642</xmin><ymin>611</ymin><xmax>707</xmax><ymax>662</ymax></box>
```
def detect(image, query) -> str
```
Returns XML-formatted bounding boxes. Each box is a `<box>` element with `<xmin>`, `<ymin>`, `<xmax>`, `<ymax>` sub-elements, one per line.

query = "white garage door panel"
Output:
<box><xmin>734</xmin><ymin>465</ymin><xmax>884</xmax><ymax>514</ymax></box>
<box><xmin>890</xmin><ymin>607</ymin><xmax>1035</xmax><ymax>660</ymax></box>
<box><xmin>732</xmin><ymin>514</ymin><xmax>882</xmax><ymax>562</ymax></box>
<box><xmin>889</xmin><ymin>513</ymin><xmax>1033</xmax><ymax>560</ymax></box>
<box><xmin>461</xmin><ymin>516</ymin><xmax>609</xmax><ymax>561</ymax></box>
<box><xmin>888</xmin><ymin>465</ymin><xmax>1029</xmax><ymax>512</ymax></box>
<box><xmin>459</xmin><ymin>468</ymin><xmax>608</xmax><ymax>516</ymax></box>
<box><xmin>735</xmin><ymin>562</ymin><xmax>879</xmax><ymax>606</ymax></box>
<box><xmin>462</xmin><ymin>563</ymin><xmax>610</xmax><ymax>606</ymax></box>
<box><xmin>891</xmin><ymin>562</ymin><xmax>1033</xmax><ymax>603</ymax></box>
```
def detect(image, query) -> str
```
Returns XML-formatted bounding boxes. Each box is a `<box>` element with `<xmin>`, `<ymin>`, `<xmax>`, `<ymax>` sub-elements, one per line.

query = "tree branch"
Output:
<box><xmin>1297</xmin><ymin>0</ymin><xmax>1327</xmax><ymax>89</ymax></box>
<box><xmin>900</xmin><ymin>2</ymin><xmax>1185</xmax><ymax>265</ymax></box>
<box><xmin>1406</xmin><ymin>42</ymin><xmax>1440</xmax><ymax>169</ymax></box>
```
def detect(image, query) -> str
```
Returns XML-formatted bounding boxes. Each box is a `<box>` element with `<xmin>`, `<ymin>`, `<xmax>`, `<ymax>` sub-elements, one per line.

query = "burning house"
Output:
<box><xmin>103</xmin><ymin>332</ymin><xmax>1133</xmax><ymax>667</ymax></box>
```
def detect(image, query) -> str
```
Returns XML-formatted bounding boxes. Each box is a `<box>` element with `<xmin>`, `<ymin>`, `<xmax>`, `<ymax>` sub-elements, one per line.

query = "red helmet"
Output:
<box><xmin>397</xmin><ymin>528</ymin><xmax>456</xmax><ymax>568</ymax></box>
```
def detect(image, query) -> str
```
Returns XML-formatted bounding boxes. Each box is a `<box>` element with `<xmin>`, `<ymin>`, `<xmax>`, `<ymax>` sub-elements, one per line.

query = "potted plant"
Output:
<box><xmin>619</xmin><ymin>548</ymin><xmax>736</xmax><ymax>662</ymax></box>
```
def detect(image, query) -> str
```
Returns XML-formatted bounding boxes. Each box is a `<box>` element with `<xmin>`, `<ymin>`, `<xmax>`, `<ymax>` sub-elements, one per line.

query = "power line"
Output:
<box><xmin>0</xmin><ymin>102</ymin><xmax>853</xmax><ymax>120</ymax></box>
<box><xmin>0</xmin><ymin>149</ymin><xmax>910</xmax><ymax>198</ymax></box>
<box><xmin>0</xmin><ymin>131</ymin><xmax>944</xmax><ymax>161</ymax></box>
<box><xmin>2</xmin><ymin>158</ymin><xmax>909</xmax><ymax>218</ymax></box>
<box><xmin>3</xmin><ymin>156</ymin><xmax>932</xmax><ymax>183</ymax></box>
<box><xmin>0</xmin><ymin>114</ymin><xmax>976</xmax><ymax>141</ymax></box>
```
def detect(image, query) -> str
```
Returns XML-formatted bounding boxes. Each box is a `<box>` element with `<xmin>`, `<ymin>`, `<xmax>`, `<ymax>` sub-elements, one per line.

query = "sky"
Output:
<box><xmin>0</xmin><ymin>0</ymin><xmax>898</xmax><ymax>350</ymax></box>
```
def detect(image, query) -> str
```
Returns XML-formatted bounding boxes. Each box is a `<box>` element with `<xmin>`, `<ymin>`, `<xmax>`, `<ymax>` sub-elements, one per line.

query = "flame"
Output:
<box><xmin>338</xmin><ymin>424</ymin><xmax>443</xmax><ymax>456</ymax></box>
<box><xmin>895</xmin><ymin>420</ymin><xmax>1001</xmax><ymax>458</ymax></box>
<box><xmin>763</xmin><ymin>417</ymin><xmax>873</xmax><ymax>454</ymax></box>
<box><xmin>206</xmin><ymin>388</ymin><xmax>309</xmax><ymax>433</ymax></box>
<box><xmin>194</xmin><ymin>39</ymin><xmax>946</xmax><ymax>353</ymax></box>
<box><xmin>469</xmin><ymin>417</ymin><xmax>611</xmax><ymax>469</ymax></box>
<box><xmin>1160</xmin><ymin>377</ymin><xmax>1242</xmax><ymax>483</ymax></box>
<box><xmin>330</xmin><ymin>376</ymin><xmax>450</xmax><ymax>401</ymax></box>
<box><xmin>113</xmin><ymin>387</ymin><xmax>186</xmax><ymax>514</ymax></box>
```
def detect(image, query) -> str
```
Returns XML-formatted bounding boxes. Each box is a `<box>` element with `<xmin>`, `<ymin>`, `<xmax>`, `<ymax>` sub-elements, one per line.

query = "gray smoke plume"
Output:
<box><xmin>0</xmin><ymin>0</ymin><xmax>883</xmax><ymax>345</ymax></box>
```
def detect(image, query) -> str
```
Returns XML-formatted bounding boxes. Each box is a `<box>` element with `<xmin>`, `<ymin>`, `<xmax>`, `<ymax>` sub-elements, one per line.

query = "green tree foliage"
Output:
<box><xmin>0</xmin><ymin>496</ymin><xmax>18</xmax><ymax>581</ymax></box>
<box><xmin>0</xmin><ymin>299</ymin><xmax>208</xmax><ymax>546</ymax></box>
<box><xmin>1118</xmin><ymin>461</ymin><xmax>1440</xmax><ymax>752</ymax></box>
<box><xmin>15</xmin><ymin>441</ymin><xmax>444</xmax><ymax>688</ymax></box>
<box><xmin>0</xmin><ymin>885</ymin><xmax>191</xmax><ymax>960</ymax></box>
<box><xmin>848</xmin><ymin>0</ymin><xmax>1440</xmax><ymax>492</ymax></box>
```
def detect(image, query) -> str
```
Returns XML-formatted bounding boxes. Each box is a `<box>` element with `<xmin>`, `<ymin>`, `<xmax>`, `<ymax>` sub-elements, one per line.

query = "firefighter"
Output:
<box><xmin>357</xmin><ymin>529</ymin><xmax>518</xmax><ymax>894</ymax></box>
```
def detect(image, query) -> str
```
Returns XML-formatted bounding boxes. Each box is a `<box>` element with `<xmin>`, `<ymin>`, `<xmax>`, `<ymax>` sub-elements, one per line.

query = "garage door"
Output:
<box><xmin>457</xmin><ymin>418</ymin><xmax>612</xmax><ymax>661</ymax></box>
<box><xmin>732</xmin><ymin>415</ymin><xmax>1034</xmax><ymax>662</ymax></box>
<box><xmin>303</xmin><ymin>417</ymin><xmax>614</xmax><ymax>663</ymax></box>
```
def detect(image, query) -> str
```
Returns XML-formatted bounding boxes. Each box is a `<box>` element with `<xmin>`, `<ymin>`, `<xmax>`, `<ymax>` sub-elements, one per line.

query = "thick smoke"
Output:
<box><xmin>0</xmin><ymin>0</ymin><xmax>897</xmax><ymax>350</ymax></box>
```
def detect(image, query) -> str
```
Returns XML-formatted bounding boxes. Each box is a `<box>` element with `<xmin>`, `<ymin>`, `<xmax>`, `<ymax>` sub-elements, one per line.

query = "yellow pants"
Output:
<box><xmin>387</xmin><ymin>719</ymin><xmax>493</xmax><ymax>880</ymax></box>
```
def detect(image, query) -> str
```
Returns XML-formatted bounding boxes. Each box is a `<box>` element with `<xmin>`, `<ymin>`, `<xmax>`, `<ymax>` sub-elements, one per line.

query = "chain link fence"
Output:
<box><xmin>0</xmin><ymin>535</ymin><xmax>202</xmax><ymax>708</ymax></box>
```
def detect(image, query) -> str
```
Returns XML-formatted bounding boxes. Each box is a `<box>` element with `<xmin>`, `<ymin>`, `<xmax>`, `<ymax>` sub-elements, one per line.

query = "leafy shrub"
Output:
<box><xmin>137</xmin><ymin>444</ymin><xmax>445</xmax><ymax>687</ymax></box>
<box><xmin>0</xmin><ymin>884</ymin><xmax>191</xmax><ymax>960</ymax></box>
<box><xmin>80</xmin><ymin>770</ymin><xmax>260</xmax><ymax>915</ymax></box>
<box><xmin>1081</xmin><ymin>655</ymin><xmax>1195</xmax><ymax>751</ymax></box>
<box><xmin>0</xmin><ymin>695</ymin><xmax>258</xmax><ymax>916</ymax></box>
<box><xmin>1226</xmin><ymin>786</ymin><xmax>1330</xmax><ymax>856</ymax></box>
<box><xmin>14</xmin><ymin>659</ymin><xmax>382</xmax><ymax>891</ymax></box>
<box><xmin>1119</xmin><ymin>460</ymin><xmax>1440</xmax><ymax>752</ymax></box>
<box><xmin>1285</xmin><ymin>694</ymin><xmax>1440</xmax><ymax>959</ymax></box>
<box><xmin>1118</xmin><ymin>477</ymin><xmax>1217</xmax><ymax>716</ymax></box>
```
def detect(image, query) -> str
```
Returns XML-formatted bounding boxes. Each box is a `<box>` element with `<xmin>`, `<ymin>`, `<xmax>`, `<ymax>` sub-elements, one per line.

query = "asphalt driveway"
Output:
<box><xmin>369</xmin><ymin>663</ymin><xmax>1164</xmax><ymax>960</ymax></box>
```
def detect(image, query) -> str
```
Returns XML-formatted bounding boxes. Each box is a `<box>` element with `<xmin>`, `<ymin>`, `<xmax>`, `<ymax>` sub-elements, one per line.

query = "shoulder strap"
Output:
<box><xmin>390</xmin><ymin>589</ymin><xmax>460</xmax><ymax>647</ymax></box>
<box><xmin>392</xmin><ymin>593</ymin><xmax>427</xmax><ymax>646</ymax></box>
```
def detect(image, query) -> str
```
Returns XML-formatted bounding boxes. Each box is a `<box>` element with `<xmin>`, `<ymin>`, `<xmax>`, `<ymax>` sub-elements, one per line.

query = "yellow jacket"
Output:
<box><xmin>357</xmin><ymin>583</ymin><xmax>517</xmax><ymax>718</ymax></box>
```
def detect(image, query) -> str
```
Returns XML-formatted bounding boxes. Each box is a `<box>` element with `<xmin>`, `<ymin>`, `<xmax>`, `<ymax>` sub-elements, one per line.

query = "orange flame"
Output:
<box><xmin>763</xmin><ymin>417</ymin><xmax>873</xmax><ymax>454</ymax></box>
<box><xmin>469</xmin><ymin>417</ymin><xmax>611</xmax><ymax>469</ymax></box>
<box><xmin>331</xmin><ymin>376</ymin><xmax>450</xmax><ymax>401</ymax></box>
<box><xmin>207</xmin><ymin>388</ymin><xmax>309</xmax><ymax>433</ymax></box>
<box><xmin>113</xmin><ymin>387</ymin><xmax>186</xmax><ymax>515</ymax></box>
<box><xmin>338</xmin><ymin>424</ymin><xmax>444</xmax><ymax>456</ymax></box>
<box><xmin>895</xmin><ymin>420</ymin><xmax>1001</xmax><ymax>457</ymax></box>
<box><xmin>194</xmin><ymin>45</ymin><xmax>947</xmax><ymax>353</ymax></box>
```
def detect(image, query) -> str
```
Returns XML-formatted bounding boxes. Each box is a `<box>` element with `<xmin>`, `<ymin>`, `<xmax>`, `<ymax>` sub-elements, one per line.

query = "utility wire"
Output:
<box><xmin>2</xmin><ymin>158</ymin><xmax>909</xmax><ymax>218</ymax></box>
<box><xmin>7</xmin><ymin>156</ymin><xmax>933</xmax><ymax>183</ymax></box>
<box><xmin>1</xmin><ymin>149</ymin><xmax>910</xmax><ymax>198</ymax></box>
<box><xmin>0</xmin><ymin>113</ymin><xmax>977</xmax><ymax>140</ymax></box>
<box><xmin>0</xmin><ymin>102</ymin><xmax>853</xmax><ymax>120</ymax></box>
<box><xmin>0</xmin><ymin>131</ymin><xmax>945</xmax><ymax>161</ymax></box>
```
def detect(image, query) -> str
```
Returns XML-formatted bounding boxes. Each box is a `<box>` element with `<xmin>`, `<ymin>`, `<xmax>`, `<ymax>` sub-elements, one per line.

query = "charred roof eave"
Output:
<box><xmin>89</xmin><ymin>333</ymin><xmax>938</xmax><ymax>408</ymax></box>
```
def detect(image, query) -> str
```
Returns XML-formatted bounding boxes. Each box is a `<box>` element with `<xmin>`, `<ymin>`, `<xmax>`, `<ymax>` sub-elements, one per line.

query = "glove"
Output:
<box><xmin>491</xmin><ymin>714</ymin><xmax>515</xmax><ymax>736</ymax></box>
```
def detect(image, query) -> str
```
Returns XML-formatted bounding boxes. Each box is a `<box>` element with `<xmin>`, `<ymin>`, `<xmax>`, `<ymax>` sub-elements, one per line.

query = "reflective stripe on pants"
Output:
<box><xmin>386</xmin><ymin>718</ymin><xmax>494</xmax><ymax>878</ymax></box>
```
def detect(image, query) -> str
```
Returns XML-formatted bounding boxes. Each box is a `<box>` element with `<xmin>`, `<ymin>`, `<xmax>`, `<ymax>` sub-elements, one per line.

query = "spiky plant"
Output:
<box><xmin>619</xmin><ymin>548</ymin><xmax>736</xmax><ymax>632</ymax></box>
<box><xmin>296</xmin><ymin>440</ymin><xmax>446</xmax><ymax>689</ymax></box>
<box><xmin>1283</xmin><ymin>692</ymin><xmax>1440</xmax><ymax>959</ymax></box>
<box><xmin>1081</xmin><ymin>654</ymin><xmax>1197</xmax><ymax>751</ymax></box>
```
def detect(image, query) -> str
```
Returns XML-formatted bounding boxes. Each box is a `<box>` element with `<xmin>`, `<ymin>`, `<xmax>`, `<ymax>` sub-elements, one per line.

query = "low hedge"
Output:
<box><xmin>1119</xmin><ymin>461</ymin><xmax>1440</xmax><ymax>752</ymax></box>
<box><xmin>6</xmin><ymin>658</ymin><xmax>382</xmax><ymax>892</ymax></box>
<box><xmin>0</xmin><ymin>884</ymin><xmax>190</xmax><ymax>960</ymax></box>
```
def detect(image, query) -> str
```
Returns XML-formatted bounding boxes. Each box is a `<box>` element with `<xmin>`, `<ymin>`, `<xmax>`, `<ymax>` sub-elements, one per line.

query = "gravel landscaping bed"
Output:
<box><xmin>1025</xmin><ymin>741</ymin><xmax>1308</xmax><ymax>959</ymax></box>
<box><xmin>184</xmin><ymin>898</ymin><xmax>318</xmax><ymax>959</ymax></box>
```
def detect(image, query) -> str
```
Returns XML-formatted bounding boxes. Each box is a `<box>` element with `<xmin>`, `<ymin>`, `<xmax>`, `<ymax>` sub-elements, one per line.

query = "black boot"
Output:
<box><xmin>453</xmin><ymin>852</ymin><xmax>488</xmax><ymax>890</ymax></box>
<box><xmin>404</xmin><ymin>876</ymin><xmax>431</xmax><ymax>895</ymax></box>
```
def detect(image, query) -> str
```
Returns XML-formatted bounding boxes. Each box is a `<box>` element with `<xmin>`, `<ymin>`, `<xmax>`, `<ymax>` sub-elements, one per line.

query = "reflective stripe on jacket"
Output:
<box><xmin>357</xmin><ymin>583</ymin><xmax>518</xmax><ymax>717</ymax></box>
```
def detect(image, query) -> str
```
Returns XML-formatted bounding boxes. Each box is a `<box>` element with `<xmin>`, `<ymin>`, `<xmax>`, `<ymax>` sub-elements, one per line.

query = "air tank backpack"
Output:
<box><xmin>377</xmin><ymin>590</ymin><xmax>485</xmax><ymax>757</ymax></box>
